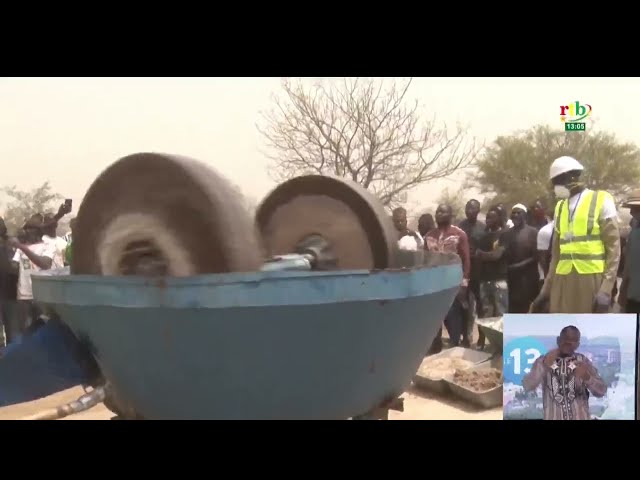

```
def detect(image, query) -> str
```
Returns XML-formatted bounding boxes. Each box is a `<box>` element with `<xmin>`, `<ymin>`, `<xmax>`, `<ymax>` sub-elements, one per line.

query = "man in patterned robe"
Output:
<box><xmin>522</xmin><ymin>326</ymin><xmax>607</xmax><ymax>420</ymax></box>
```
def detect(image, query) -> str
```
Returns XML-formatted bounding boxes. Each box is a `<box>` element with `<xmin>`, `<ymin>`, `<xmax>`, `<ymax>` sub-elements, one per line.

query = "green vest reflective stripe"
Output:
<box><xmin>64</xmin><ymin>241</ymin><xmax>72</xmax><ymax>267</ymax></box>
<box><xmin>554</xmin><ymin>190</ymin><xmax>608</xmax><ymax>275</ymax></box>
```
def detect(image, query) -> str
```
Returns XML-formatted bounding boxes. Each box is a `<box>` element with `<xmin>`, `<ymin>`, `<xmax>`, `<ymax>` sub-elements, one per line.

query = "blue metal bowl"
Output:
<box><xmin>32</xmin><ymin>262</ymin><xmax>461</xmax><ymax>419</ymax></box>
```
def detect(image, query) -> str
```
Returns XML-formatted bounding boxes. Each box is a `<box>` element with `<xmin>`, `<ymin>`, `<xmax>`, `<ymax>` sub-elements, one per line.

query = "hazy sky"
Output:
<box><xmin>2</xmin><ymin>77</ymin><xmax>639</xmax><ymax>220</ymax></box>
<box><xmin>504</xmin><ymin>313</ymin><xmax>637</xmax><ymax>338</ymax></box>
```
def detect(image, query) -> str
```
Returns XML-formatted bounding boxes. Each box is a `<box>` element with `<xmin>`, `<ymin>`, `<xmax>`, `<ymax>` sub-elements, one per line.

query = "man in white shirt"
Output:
<box><xmin>392</xmin><ymin>207</ymin><xmax>424</xmax><ymax>248</ymax></box>
<box><xmin>537</xmin><ymin>220</ymin><xmax>555</xmax><ymax>281</ymax></box>
<box><xmin>42</xmin><ymin>212</ymin><xmax>68</xmax><ymax>269</ymax></box>
<box><xmin>41</xmin><ymin>203</ymin><xmax>72</xmax><ymax>268</ymax></box>
<box><xmin>9</xmin><ymin>216</ymin><xmax>56</xmax><ymax>341</ymax></box>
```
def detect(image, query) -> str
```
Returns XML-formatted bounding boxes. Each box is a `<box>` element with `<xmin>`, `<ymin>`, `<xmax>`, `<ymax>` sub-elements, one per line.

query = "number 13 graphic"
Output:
<box><xmin>509</xmin><ymin>348</ymin><xmax>541</xmax><ymax>375</ymax></box>
<box><xmin>503</xmin><ymin>337</ymin><xmax>547</xmax><ymax>385</ymax></box>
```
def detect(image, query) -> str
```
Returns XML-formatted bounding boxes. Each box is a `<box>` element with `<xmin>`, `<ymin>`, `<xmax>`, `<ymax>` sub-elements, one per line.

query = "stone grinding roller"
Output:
<box><xmin>255</xmin><ymin>175</ymin><xmax>399</xmax><ymax>270</ymax></box>
<box><xmin>71</xmin><ymin>152</ymin><xmax>267</xmax><ymax>419</ymax></box>
<box><xmin>71</xmin><ymin>153</ymin><xmax>263</xmax><ymax>276</ymax></box>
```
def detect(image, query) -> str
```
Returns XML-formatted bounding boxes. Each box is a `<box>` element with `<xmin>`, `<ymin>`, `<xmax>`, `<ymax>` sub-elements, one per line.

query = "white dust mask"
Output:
<box><xmin>554</xmin><ymin>185</ymin><xmax>571</xmax><ymax>199</ymax></box>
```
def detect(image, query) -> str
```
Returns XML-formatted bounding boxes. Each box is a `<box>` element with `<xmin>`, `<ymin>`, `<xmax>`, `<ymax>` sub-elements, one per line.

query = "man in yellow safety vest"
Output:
<box><xmin>531</xmin><ymin>156</ymin><xmax>621</xmax><ymax>313</ymax></box>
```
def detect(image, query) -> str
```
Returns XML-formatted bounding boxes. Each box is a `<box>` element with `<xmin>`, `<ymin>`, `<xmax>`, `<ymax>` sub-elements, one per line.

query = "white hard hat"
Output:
<box><xmin>549</xmin><ymin>156</ymin><xmax>584</xmax><ymax>181</ymax></box>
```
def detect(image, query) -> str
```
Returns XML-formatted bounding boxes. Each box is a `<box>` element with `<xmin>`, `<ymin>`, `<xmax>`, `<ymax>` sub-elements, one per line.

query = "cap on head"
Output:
<box><xmin>623</xmin><ymin>189</ymin><xmax>640</xmax><ymax>208</ymax></box>
<box><xmin>549</xmin><ymin>156</ymin><xmax>584</xmax><ymax>181</ymax></box>
<box><xmin>512</xmin><ymin>203</ymin><xmax>527</xmax><ymax>213</ymax></box>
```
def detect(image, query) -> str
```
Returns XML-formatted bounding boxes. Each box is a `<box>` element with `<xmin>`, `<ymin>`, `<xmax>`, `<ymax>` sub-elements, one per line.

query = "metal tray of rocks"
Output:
<box><xmin>444</xmin><ymin>364</ymin><xmax>503</xmax><ymax>409</ymax></box>
<box><xmin>413</xmin><ymin>347</ymin><xmax>492</xmax><ymax>395</ymax></box>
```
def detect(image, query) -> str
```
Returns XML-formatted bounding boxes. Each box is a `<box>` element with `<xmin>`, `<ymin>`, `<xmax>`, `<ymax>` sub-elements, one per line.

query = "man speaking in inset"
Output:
<box><xmin>522</xmin><ymin>326</ymin><xmax>607</xmax><ymax>420</ymax></box>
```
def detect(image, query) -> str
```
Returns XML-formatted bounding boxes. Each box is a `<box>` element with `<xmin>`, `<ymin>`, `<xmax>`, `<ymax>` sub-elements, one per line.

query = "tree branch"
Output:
<box><xmin>257</xmin><ymin>78</ymin><xmax>479</xmax><ymax>206</ymax></box>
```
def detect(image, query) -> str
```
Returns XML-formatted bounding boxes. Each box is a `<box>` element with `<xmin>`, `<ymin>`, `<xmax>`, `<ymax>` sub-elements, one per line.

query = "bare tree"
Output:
<box><xmin>257</xmin><ymin>78</ymin><xmax>480</xmax><ymax>207</ymax></box>
<box><xmin>1</xmin><ymin>182</ymin><xmax>64</xmax><ymax>235</ymax></box>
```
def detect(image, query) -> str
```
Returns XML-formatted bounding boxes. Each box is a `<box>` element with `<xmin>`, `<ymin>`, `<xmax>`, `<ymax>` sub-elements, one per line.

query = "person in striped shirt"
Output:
<box><xmin>424</xmin><ymin>204</ymin><xmax>471</xmax><ymax>354</ymax></box>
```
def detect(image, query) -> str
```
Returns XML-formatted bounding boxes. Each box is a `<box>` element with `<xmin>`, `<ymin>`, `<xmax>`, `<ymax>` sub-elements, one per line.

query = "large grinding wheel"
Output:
<box><xmin>74</xmin><ymin>153</ymin><xmax>263</xmax><ymax>420</ymax></box>
<box><xmin>72</xmin><ymin>153</ymin><xmax>262</xmax><ymax>276</ymax></box>
<box><xmin>255</xmin><ymin>175</ymin><xmax>399</xmax><ymax>270</ymax></box>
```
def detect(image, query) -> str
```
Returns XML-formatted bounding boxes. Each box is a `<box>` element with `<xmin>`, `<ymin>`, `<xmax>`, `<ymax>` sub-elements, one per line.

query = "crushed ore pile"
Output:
<box><xmin>451</xmin><ymin>368</ymin><xmax>503</xmax><ymax>393</ymax></box>
<box><xmin>417</xmin><ymin>357</ymin><xmax>474</xmax><ymax>380</ymax></box>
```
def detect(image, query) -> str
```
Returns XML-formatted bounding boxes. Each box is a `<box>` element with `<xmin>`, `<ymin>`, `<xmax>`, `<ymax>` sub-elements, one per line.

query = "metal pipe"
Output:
<box><xmin>20</xmin><ymin>386</ymin><xmax>106</xmax><ymax>420</ymax></box>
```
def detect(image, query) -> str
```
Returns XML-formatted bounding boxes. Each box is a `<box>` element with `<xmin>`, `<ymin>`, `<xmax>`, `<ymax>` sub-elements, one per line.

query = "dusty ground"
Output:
<box><xmin>0</xmin><ymin>384</ymin><xmax>501</xmax><ymax>420</ymax></box>
<box><xmin>391</xmin><ymin>386</ymin><xmax>502</xmax><ymax>420</ymax></box>
<box><xmin>0</xmin><ymin>387</ymin><xmax>113</xmax><ymax>420</ymax></box>
<box><xmin>0</xmin><ymin>326</ymin><xmax>502</xmax><ymax>420</ymax></box>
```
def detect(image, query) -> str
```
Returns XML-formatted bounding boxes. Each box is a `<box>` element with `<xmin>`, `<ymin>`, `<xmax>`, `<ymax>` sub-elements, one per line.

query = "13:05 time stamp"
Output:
<box><xmin>565</xmin><ymin>122</ymin><xmax>586</xmax><ymax>132</ymax></box>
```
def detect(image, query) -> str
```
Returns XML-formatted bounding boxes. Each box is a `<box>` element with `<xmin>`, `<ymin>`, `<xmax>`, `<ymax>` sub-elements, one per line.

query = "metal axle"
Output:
<box><xmin>261</xmin><ymin>254</ymin><xmax>315</xmax><ymax>272</ymax></box>
<box><xmin>261</xmin><ymin>234</ymin><xmax>337</xmax><ymax>272</ymax></box>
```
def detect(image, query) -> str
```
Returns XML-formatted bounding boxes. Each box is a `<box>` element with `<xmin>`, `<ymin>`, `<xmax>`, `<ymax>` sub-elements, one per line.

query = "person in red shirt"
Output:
<box><xmin>424</xmin><ymin>204</ymin><xmax>471</xmax><ymax>354</ymax></box>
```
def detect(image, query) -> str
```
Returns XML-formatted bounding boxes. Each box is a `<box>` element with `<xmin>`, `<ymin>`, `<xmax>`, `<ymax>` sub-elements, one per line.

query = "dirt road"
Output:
<box><xmin>0</xmin><ymin>385</ymin><xmax>501</xmax><ymax>420</ymax></box>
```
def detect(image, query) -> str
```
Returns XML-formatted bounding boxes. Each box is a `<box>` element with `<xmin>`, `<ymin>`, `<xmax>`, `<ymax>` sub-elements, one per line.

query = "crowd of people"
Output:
<box><xmin>392</xmin><ymin>155</ymin><xmax>640</xmax><ymax>354</ymax></box>
<box><xmin>2</xmin><ymin>154</ymin><xmax>640</xmax><ymax>359</ymax></box>
<box><xmin>0</xmin><ymin>203</ymin><xmax>73</xmax><ymax>348</ymax></box>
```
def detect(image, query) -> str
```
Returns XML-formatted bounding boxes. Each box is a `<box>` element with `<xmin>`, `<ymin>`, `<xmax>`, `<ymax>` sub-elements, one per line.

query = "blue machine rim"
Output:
<box><xmin>28</xmin><ymin>262</ymin><xmax>463</xmax><ymax>419</ymax></box>
<box><xmin>32</xmin><ymin>263</ymin><xmax>463</xmax><ymax>309</ymax></box>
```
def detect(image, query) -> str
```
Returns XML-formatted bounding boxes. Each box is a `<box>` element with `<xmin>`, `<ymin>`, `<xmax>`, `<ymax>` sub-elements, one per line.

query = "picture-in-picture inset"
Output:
<box><xmin>503</xmin><ymin>313</ymin><xmax>637</xmax><ymax>420</ymax></box>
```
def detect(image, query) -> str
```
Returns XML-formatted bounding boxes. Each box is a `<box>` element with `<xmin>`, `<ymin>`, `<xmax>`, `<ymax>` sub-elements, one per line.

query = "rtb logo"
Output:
<box><xmin>560</xmin><ymin>101</ymin><xmax>592</xmax><ymax>132</ymax></box>
<box><xmin>560</xmin><ymin>101</ymin><xmax>592</xmax><ymax>123</ymax></box>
